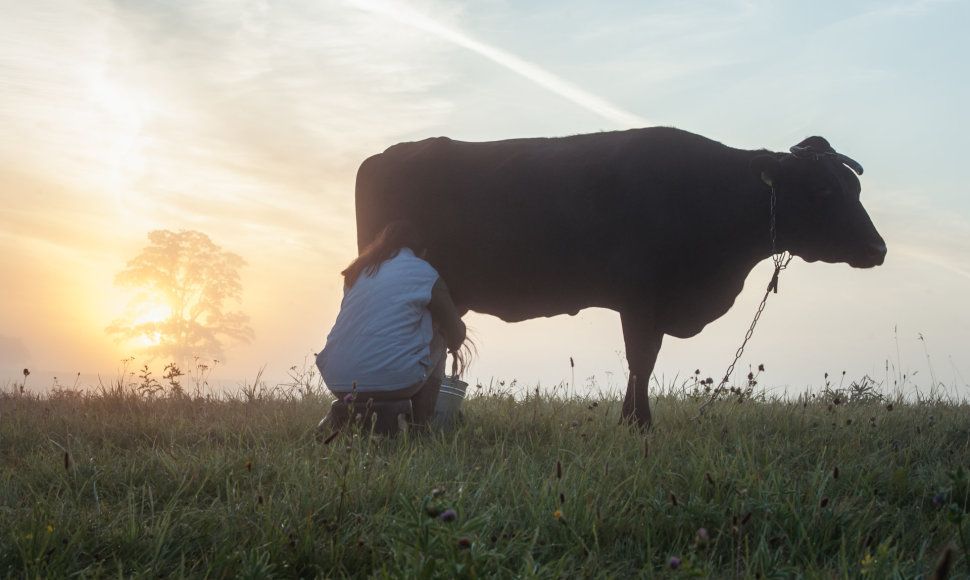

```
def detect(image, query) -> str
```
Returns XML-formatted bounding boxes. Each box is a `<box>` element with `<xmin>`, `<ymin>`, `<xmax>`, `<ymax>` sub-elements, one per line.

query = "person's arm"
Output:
<box><xmin>428</xmin><ymin>277</ymin><xmax>466</xmax><ymax>352</ymax></box>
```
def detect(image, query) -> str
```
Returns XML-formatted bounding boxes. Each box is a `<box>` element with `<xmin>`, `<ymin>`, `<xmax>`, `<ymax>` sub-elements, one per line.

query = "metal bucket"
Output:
<box><xmin>432</xmin><ymin>376</ymin><xmax>467</xmax><ymax>431</ymax></box>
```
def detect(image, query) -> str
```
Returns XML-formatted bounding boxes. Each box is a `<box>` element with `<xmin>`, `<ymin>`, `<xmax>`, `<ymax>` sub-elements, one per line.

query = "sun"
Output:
<box><xmin>131</xmin><ymin>301</ymin><xmax>171</xmax><ymax>347</ymax></box>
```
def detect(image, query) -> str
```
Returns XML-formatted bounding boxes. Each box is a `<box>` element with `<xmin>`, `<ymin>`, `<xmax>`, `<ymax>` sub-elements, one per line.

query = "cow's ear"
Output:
<box><xmin>750</xmin><ymin>154</ymin><xmax>781</xmax><ymax>187</ymax></box>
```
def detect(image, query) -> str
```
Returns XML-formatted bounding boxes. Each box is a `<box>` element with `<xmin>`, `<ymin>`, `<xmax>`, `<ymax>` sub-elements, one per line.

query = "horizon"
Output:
<box><xmin>2</xmin><ymin>0</ymin><xmax>968</xmax><ymax>399</ymax></box>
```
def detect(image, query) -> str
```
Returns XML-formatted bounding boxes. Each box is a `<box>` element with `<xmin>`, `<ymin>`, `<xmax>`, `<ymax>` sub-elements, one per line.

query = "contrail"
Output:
<box><xmin>347</xmin><ymin>0</ymin><xmax>650</xmax><ymax>129</ymax></box>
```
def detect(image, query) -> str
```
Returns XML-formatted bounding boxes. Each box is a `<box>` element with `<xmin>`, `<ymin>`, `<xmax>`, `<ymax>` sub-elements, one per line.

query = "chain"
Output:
<box><xmin>694</xmin><ymin>186</ymin><xmax>792</xmax><ymax>418</ymax></box>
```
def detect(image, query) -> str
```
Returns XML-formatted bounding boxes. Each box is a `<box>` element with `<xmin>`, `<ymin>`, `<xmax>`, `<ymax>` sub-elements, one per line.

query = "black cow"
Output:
<box><xmin>354</xmin><ymin>127</ymin><xmax>886</xmax><ymax>428</ymax></box>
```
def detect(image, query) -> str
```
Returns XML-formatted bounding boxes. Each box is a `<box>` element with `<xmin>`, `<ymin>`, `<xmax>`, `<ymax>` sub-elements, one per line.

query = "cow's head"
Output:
<box><xmin>753</xmin><ymin>137</ymin><xmax>886</xmax><ymax>268</ymax></box>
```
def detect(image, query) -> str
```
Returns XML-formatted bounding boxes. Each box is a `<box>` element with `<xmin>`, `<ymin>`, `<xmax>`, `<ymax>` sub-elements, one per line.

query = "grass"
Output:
<box><xmin>1</xmin><ymin>373</ymin><xmax>969</xmax><ymax>578</ymax></box>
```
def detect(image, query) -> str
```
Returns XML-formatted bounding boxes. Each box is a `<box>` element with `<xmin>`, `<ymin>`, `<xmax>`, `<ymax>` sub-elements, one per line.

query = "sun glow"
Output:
<box><xmin>86</xmin><ymin>75</ymin><xmax>149</xmax><ymax>210</ymax></box>
<box><xmin>132</xmin><ymin>301</ymin><xmax>171</xmax><ymax>347</ymax></box>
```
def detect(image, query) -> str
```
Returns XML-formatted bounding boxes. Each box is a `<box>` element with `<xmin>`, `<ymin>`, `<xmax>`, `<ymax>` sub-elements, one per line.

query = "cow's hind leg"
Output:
<box><xmin>619</xmin><ymin>310</ymin><xmax>663</xmax><ymax>430</ymax></box>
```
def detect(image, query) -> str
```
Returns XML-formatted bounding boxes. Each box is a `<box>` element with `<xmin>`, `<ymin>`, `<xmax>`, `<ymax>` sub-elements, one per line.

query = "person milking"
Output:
<box><xmin>316</xmin><ymin>220</ymin><xmax>468</xmax><ymax>434</ymax></box>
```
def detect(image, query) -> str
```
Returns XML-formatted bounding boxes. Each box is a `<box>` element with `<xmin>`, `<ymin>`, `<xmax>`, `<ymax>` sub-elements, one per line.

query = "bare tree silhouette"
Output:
<box><xmin>106</xmin><ymin>230</ymin><xmax>254</xmax><ymax>365</ymax></box>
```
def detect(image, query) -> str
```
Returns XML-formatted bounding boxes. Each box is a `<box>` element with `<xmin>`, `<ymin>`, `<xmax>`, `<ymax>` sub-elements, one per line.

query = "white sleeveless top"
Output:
<box><xmin>316</xmin><ymin>248</ymin><xmax>440</xmax><ymax>393</ymax></box>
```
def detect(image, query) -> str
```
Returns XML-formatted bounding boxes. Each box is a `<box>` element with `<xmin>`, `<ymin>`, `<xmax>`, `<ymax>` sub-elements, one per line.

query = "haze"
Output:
<box><xmin>2</xmin><ymin>0</ymin><xmax>968</xmax><ymax>398</ymax></box>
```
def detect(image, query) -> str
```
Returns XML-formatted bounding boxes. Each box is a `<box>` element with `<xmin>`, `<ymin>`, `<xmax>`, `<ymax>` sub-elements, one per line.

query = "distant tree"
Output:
<box><xmin>106</xmin><ymin>230</ymin><xmax>254</xmax><ymax>365</ymax></box>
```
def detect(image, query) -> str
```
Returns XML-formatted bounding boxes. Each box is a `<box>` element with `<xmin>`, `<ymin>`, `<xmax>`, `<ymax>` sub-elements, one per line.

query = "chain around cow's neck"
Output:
<box><xmin>693</xmin><ymin>185</ymin><xmax>793</xmax><ymax>419</ymax></box>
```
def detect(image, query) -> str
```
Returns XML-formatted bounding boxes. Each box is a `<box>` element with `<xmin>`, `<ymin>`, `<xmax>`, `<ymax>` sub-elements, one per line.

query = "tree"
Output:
<box><xmin>106</xmin><ymin>230</ymin><xmax>254</xmax><ymax>365</ymax></box>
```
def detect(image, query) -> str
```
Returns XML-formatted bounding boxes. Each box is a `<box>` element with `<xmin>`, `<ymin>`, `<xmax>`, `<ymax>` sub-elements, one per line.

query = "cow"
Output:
<box><xmin>353</xmin><ymin>127</ymin><xmax>886</xmax><ymax>429</ymax></box>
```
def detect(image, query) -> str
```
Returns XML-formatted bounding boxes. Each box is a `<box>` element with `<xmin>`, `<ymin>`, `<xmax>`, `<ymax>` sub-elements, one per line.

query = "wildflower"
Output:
<box><xmin>343</xmin><ymin>393</ymin><xmax>353</xmax><ymax>403</ymax></box>
<box><xmin>933</xmin><ymin>493</ymin><xmax>944</xmax><ymax>505</ymax></box>
<box><xmin>245</xmin><ymin>461</ymin><xmax>252</xmax><ymax>472</ymax></box>
<box><xmin>820</xmin><ymin>497</ymin><xmax>830</xmax><ymax>508</ymax></box>
<box><xmin>553</xmin><ymin>510</ymin><xmax>565</xmax><ymax>523</ymax></box>
<box><xmin>758</xmin><ymin>364</ymin><xmax>765</xmax><ymax>372</ymax></box>
<box><xmin>46</xmin><ymin>525</ymin><xmax>53</xmax><ymax>532</ymax></box>
<box><xmin>669</xmin><ymin>556</ymin><xmax>681</xmax><ymax>569</ymax></box>
<box><xmin>458</xmin><ymin>537</ymin><xmax>472</xmax><ymax>549</ymax></box>
<box><xmin>23</xmin><ymin>368</ymin><xmax>30</xmax><ymax>377</ymax></box>
<box><xmin>697</xmin><ymin>528</ymin><xmax>708</xmax><ymax>540</ymax></box>
<box><xmin>440</xmin><ymin>509</ymin><xmax>457</xmax><ymax>522</ymax></box>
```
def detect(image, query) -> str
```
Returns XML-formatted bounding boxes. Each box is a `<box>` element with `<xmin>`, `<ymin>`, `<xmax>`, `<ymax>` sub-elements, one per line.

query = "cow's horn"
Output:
<box><xmin>788</xmin><ymin>144</ymin><xmax>817</xmax><ymax>158</ymax></box>
<box><xmin>835</xmin><ymin>153</ymin><xmax>863</xmax><ymax>176</ymax></box>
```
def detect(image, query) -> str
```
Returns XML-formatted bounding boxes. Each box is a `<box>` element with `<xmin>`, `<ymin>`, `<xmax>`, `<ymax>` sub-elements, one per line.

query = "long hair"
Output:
<box><xmin>341</xmin><ymin>221</ymin><xmax>426</xmax><ymax>287</ymax></box>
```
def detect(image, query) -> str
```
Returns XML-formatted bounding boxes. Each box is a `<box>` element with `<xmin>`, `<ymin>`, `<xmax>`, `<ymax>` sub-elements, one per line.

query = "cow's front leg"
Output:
<box><xmin>620</xmin><ymin>309</ymin><xmax>663</xmax><ymax>429</ymax></box>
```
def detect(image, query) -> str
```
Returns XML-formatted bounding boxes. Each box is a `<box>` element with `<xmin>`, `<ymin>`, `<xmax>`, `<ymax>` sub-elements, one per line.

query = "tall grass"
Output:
<box><xmin>1</xmin><ymin>375</ymin><xmax>968</xmax><ymax>578</ymax></box>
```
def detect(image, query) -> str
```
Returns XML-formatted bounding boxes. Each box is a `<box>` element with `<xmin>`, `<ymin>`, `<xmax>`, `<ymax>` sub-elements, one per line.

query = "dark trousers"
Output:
<box><xmin>332</xmin><ymin>331</ymin><xmax>446</xmax><ymax>424</ymax></box>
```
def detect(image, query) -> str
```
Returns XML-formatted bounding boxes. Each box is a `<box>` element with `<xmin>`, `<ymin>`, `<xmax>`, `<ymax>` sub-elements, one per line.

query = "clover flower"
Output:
<box><xmin>440</xmin><ymin>509</ymin><xmax>457</xmax><ymax>522</ymax></box>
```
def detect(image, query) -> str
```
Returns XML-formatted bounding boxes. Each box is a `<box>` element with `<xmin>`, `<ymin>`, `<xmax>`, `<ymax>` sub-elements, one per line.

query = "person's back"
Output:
<box><xmin>317</xmin><ymin>248</ymin><xmax>439</xmax><ymax>393</ymax></box>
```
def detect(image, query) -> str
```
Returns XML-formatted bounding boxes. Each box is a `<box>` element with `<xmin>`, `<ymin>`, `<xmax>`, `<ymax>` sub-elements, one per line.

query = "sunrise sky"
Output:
<box><xmin>2</xmin><ymin>0</ymin><xmax>968</xmax><ymax>398</ymax></box>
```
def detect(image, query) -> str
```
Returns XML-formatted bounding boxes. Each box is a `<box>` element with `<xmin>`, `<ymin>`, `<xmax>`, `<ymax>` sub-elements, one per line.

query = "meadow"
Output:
<box><xmin>1</xmin><ymin>368</ymin><xmax>969</xmax><ymax>578</ymax></box>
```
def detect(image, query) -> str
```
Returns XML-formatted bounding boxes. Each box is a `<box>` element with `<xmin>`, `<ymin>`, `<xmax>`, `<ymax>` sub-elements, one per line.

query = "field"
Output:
<box><xmin>1</xmin><ymin>372</ymin><xmax>969</xmax><ymax>578</ymax></box>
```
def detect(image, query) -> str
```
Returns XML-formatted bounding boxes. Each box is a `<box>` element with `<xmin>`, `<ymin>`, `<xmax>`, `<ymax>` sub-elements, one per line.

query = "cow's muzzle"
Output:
<box><xmin>856</xmin><ymin>241</ymin><xmax>887</xmax><ymax>268</ymax></box>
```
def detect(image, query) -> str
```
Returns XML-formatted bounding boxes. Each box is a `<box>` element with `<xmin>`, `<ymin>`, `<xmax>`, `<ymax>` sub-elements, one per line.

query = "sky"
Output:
<box><xmin>1</xmin><ymin>0</ymin><xmax>968</xmax><ymax>399</ymax></box>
